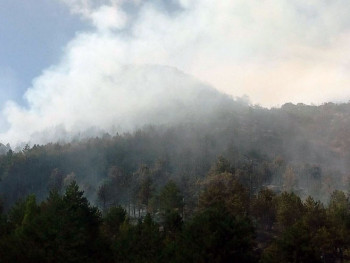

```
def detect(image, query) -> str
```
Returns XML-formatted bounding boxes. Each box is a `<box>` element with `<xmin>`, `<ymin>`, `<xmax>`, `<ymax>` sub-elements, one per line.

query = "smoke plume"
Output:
<box><xmin>2</xmin><ymin>0</ymin><xmax>350</xmax><ymax>145</ymax></box>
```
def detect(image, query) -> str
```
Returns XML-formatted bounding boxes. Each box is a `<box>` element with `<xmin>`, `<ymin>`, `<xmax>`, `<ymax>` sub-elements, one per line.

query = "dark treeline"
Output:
<box><xmin>1</xmin><ymin>101</ymin><xmax>350</xmax><ymax>209</ymax></box>
<box><xmin>1</xmin><ymin>101</ymin><xmax>350</xmax><ymax>261</ymax></box>
<box><xmin>1</xmin><ymin>162</ymin><xmax>350</xmax><ymax>262</ymax></box>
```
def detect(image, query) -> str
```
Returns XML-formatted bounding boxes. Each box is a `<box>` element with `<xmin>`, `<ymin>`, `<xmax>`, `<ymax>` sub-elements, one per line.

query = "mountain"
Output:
<box><xmin>0</xmin><ymin>65</ymin><xmax>235</xmax><ymax>145</ymax></box>
<box><xmin>1</xmin><ymin>93</ymin><xmax>350</xmax><ymax>208</ymax></box>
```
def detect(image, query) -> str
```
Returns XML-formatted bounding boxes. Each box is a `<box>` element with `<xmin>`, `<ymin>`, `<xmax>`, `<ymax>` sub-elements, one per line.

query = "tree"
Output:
<box><xmin>276</xmin><ymin>192</ymin><xmax>304</xmax><ymax>230</ymax></box>
<box><xmin>262</xmin><ymin>221</ymin><xmax>321</xmax><ymax>263</ymax></box>
<box><xmin>283</xmin><ymin>166</ymin><xmax>298</xmax><ymax>192</ymax></box>
<box><xmin>326</xmin><ymin>190</ymin><xmax>350</xmax><ymax>259</ymax></box>
<box><xmin>63</xmin><ymin>172</ymin><xmax>76</xmax><ymax>188</ymax></box>
<box><xmin>303</xmin><ymin>196</ymin><xmax>327</xmax><ymax>233</ymax></box>
<box><xmin>209</xmin><ymin>156</ymin><xmax>232</xmax><ymax>175</ymax></box>
<box><xmin>251</xmin><ymin>188</ymin><xmax>276</xmax><ymax>230</ymax></box>
<box><xmin>261</xmin><ymin>197</ymin><xmax>328</xmax><ymax>263</ymax></box>
<box><xmin>44</xmin><ymin>182</ymin><xmax>104</xmax><ymax>262</ymax></box>
<box><xmin>181</xmin><ymin>206</ymin><xmax>256</xmax><ymax>263</ymax></box>
<box><xmin>48</xmin><ymin>168</ymin><xmax>64</xmax><ymax>193</ymax></box>
<box><xmin>199</xmin><ymin>172</ymin><xmax>249</xmax><ymax>217</ymax></box>
<box><xmin>136</xmin><ymin>175</ymin><xmax>154</xmax><ymax>212</ymax></box>
<box><xmin>114</xmin><ymin>213</ymin><xmax>163</xmax><ymax>263</ymax></box>
<box><xmin>159</xmin><ymin>180</ymin><xmax>183</xmax><ymax>213</ymax></box>
<box><xmin>102</xmin><ymin>206</ymin><xmax>127</xmax><ymax>241</ymax></box>
<box><xmin>97</xmin><ymin>183</ymin><xmax>113</xmax><ymax>211</ymax></box>
<box><xmin>0</xmin><ymin>198</ymin><xmax>7</xmax><ymax>236</ymax></box>
<box><xmin>107</xmin><ymin>166</ymin><xmax>131</xmax><ymax>205</ymax></box>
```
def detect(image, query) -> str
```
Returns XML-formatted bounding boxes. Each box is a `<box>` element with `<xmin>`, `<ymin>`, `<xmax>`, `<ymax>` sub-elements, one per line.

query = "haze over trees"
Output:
<box><xmin>2</xmin><ymin>99</ymin><xmax>350</xmax><ymax>261</ymax></box>
<box><xmin>3</xmin><ymin>0</ymin><xmax>350</xmax><ymax>261</ymax></box>
<box><xmin>1</xmin><ymin>158</ymin><xmax>350</xmax><ymax>262</ymax></box>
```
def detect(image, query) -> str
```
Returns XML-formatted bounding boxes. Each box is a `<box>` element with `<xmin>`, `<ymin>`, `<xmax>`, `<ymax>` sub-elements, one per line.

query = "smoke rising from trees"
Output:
<box><xmin>3</xmin><ymin>0</ymin><xmax>350</xmax><ymax>145</ymax></box>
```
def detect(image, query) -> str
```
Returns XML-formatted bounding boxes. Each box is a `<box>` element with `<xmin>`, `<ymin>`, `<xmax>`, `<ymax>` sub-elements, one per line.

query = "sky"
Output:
<box><xmin>1</xmin><ymin>0</ymin><xmax>350</xmax><ymax>145</ymax></box>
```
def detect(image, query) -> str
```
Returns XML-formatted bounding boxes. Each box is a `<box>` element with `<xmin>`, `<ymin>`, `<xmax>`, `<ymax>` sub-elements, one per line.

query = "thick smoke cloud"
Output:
<box><xmin>2</xmin><ymin>0</ymin><xmax>350</xmax><ymax>145</ymax></box>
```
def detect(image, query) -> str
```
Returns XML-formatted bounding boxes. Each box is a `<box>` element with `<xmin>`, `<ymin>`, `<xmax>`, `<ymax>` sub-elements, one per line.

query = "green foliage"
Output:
<box><xmin>2</xmin><ymin>112</ymin><xmax>350</xmax><ymax>262</ymax></box>
<box><xmin>97</xmin><ymin>182</ymin><xmax>113</xmax><ymax>210</ymax></box>
<box><xmin>7</xmin><ymin>198</ymin><xmax>26</xmax><ymax>230</ymax></box>
<box><xmin>159</xmin><ymin>180</ymin><xmax>183</xmax><ymax>212</ymax></box>
<box><xmin>164</xmin><ymin>210</ymin><xmax>183</xmax><ymax>232</ymax></box>
<box><xmin>209</xmin><ymin>156</ymin><xmax>233</xmax><ymax>175</ymax></box>
<box><xmin>181</xmin><ymin>206</ymin><xmax>256</xmax><ymax>263</ymax></box>
<box><xmin>303</xmin><ymin>196</ymin><xmax>327</xmax><ymax>232</ymax></box>
<box><xmin>0</xmin><ymin>182</ymin><xmax>107</xmax><ymax>262</ymax></box>
<box><xmin>135</xmin><ymin>172</ymin><xmax>154</xmax><ymax>208</ymax></box>
<box><xmin>113</xmin><ymin>213</ymin><xmax>163</xmax><ymax>263</ymax></box>
<box><xmin>102</xmin><ymin>205</ymin><xmax>127</xmax><ymax>241</ymax></box>
<box><xmin>276</xmin><ymin>192</ymin><xmax>304</xmax><ymax>229</ymax></box>
<box><xmin>262</xmin><ymin>222</ymin><xmax>321</xmax><ymax>263</ymax></box>
<box><xmin>251</xmin><ymin>188</ymin><xmax>276</xmax><ymax>230</ymax></box>
<box><xmin>2</xmin><ymin>177</ymin><xmax>350</xmax><ymax>262</ymax></box>
<box><xmin>199</xmin><ymin>172</ymin><xmax>249</xmax><ymax>216</ymax></box>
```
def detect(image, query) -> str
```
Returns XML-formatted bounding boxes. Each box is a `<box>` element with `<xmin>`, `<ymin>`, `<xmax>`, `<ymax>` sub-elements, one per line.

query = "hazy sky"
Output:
<box><xmin>1</xmin><ymin>0</ymin><xmax>350</xmax><ymax>144</ymax></box>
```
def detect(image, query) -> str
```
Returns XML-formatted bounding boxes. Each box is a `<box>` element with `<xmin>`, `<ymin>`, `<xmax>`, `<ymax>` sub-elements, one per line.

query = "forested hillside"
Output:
<box><xmin>2</xmin><ymin>101</ymin><xmax>350</xmax><ymax>261</ymax></box>
<box><xmin>1</xmin><ymin>101</ymin><xmax>350</xmax><ymax>209</ymax></box>
<box><xmin>3</xmin><ymin>0</ymin><xmax>350</xmax><ymax>261</ymax></box>
<box><xmin>1</xmin><ymin>161</ymin><xmax>350</xmax><ymax>262</ymax></box>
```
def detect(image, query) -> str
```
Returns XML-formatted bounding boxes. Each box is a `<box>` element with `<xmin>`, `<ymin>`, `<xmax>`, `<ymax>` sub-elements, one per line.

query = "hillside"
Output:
<box><xmin>1</xmin><ymin>100</ymin><xmax>350</xmax><ymax>209</ymax></box>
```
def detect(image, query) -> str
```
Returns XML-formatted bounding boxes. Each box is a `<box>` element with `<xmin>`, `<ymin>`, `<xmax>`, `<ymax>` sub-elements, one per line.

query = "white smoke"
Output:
<box><xmin>2</xmin><ymin>0</ymin><xmax>350</xmax><ymax>145</ymax></box>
